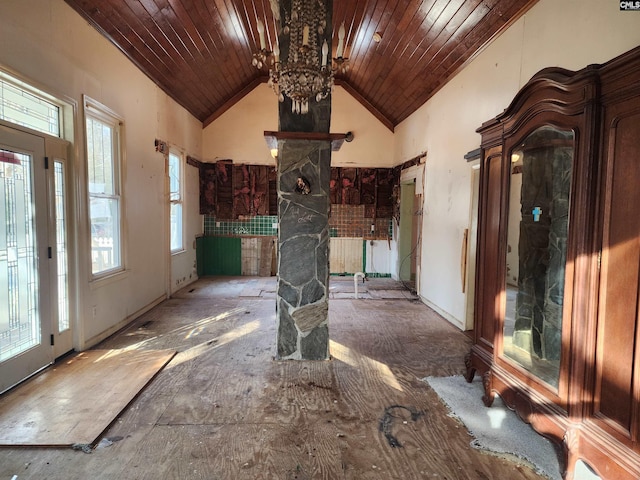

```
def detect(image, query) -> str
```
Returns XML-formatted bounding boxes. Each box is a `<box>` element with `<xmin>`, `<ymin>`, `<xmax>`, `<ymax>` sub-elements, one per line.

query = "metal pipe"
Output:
<box><xmin>354</xmin><ymin>272</ymin><xmax>365</xmax><ymax>299</ymax></box>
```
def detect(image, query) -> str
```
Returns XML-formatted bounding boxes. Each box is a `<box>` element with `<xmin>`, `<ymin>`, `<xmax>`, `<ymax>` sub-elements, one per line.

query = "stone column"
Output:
<box><xmin>276</xmin><ymin>139</ymin><xmax>331</xmax><ymax>359</ymax></box>
<box><xmin>275</xmin><ymin>0</ymin><xmax>333</xmax><ymax>360</ymax></box>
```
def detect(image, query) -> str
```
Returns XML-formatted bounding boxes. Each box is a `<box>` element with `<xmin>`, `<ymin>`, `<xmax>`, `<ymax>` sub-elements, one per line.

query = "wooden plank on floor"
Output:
<box><xmin>0</xmin><ymin>348</ymin><xmax>175</xmax><ymax>447</ymax></box>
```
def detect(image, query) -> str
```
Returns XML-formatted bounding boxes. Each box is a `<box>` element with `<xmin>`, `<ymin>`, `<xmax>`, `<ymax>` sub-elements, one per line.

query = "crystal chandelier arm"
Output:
<box><xmin>252</xmin><ymin>0</ymin><xmax>344</xmax><ymax>114</ymax></box>
<box><xmin>257</xmin><ymin>19</ymin><xmax>266</xmax><ymax>50</ymax></box>
<box><xmin>336</xmin><ymin>22</ymin><xmax>345</xmax><ymax>58</ymax></box>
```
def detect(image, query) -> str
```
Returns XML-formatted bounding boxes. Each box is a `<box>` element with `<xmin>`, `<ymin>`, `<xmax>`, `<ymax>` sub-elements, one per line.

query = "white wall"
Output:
<box><xmin>0</xmin><ymin>0</ymin><xmax>203</xmax><ymax>348</ymax></box>
<box><xmin>330</xmin><ymin>87</ymin><xmax>395</xmax><ymax>168</ymax></box>
<box><xmin>202</xmin><ymin>84</ymin><xmax>395</xmax><ymax>167</ymax></box>
<box><xmin>365</xmin><ymin>241</ymin><xmax>394</xmax><ymax>276</ymax></box>
<box><xmin>394</xmin><ymin>0</ymin><xmax>640</xmax><ymax>328</ymax></box>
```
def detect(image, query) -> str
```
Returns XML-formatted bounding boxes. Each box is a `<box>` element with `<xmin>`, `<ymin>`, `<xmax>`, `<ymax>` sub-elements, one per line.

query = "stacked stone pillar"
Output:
<box><xmin>276</xmin><ymin>139</ymin><xmax>331</xmax><ymax>359</ymax></box>
<box><xmin>275</xmin><ymin>0</ymin><xmax>333</xmax><ymax>360</ymax></box>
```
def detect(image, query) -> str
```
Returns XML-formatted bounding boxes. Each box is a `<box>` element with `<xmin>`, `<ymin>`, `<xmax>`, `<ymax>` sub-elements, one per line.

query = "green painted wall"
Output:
<box><xmin>196</xmin><ymin>236</ymin><xmax>242</xmax><ymax>276</ymax></box>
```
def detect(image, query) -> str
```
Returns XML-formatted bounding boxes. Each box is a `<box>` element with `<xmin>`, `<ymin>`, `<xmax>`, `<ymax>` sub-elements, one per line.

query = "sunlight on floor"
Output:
<box><xmin>486</xmin><ymin>406</ymin><xmax>507</xmax><ymax>429</ymax></box>
<box><xmin>167</xmin><ymin>320</ymin><xmax>260</xmax><ymax>368</ymax></box>
<box><xmin>330</xmin><ymin>339</ymin><xmax>403</xmax><ymax>392</ymax></box>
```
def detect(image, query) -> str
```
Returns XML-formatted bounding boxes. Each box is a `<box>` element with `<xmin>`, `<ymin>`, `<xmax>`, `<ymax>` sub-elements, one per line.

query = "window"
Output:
<box><xmin>169</xmin><ymin>151</ymin><xmax>183</xmax><ymax>252</ymax></box>
<box><xmin>0</xmin><ymin>73</ymin><xmax>61</xmax><ymax>137</ymax></box>
<box><xmin>84</xmin><ymin>97</ymin><xmax>123</xmax><ymax>276</ymax></box>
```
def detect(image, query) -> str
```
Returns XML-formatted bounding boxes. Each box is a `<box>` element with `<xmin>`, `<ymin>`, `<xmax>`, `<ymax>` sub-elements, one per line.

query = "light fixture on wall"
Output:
<box><xmin>252</xmin><ymin>0</ymin><xmax>349</xmax><ymax>114</ymax></box>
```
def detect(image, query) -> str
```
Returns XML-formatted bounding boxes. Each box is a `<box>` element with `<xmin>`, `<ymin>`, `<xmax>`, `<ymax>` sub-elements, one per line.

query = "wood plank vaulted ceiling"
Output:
<box><xmin>64</xmin><ymin>0</ymin><xmax>538</xmax><ymax>131</ymax></box>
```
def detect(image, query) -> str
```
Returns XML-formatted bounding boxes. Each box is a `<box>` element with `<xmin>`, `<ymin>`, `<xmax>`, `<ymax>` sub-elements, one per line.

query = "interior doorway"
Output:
<box><xmin>398</xmin><ymin>181</ymin><xmax>421</xmax><ymax>292</ymax></box>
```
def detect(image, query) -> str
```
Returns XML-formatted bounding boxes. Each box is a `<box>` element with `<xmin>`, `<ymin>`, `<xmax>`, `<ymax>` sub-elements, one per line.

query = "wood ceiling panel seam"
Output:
<box><xmin>418</xmin><ymin>0</ymin><xmax>531</xmax><ymax>79</ymax></box>
<box><xmin>227</xmin><ymin>0</ymin><xmax>262</xmax><ymax>83</ymax></box>
<box><xmin>346</xmin><ymin>2</ymin><xmax>387</xmax><ymax>111</ymax></box>
<box><xmin>188</xmin><ymin>0</ymin><xmax>245</xmax><ymax>100</ymax></box>
<box><xmin>382</xmin><ymin>0</ymin><xmax>435</xmax><ymax>57</ymax></box>
<box><xmin>168</xmin><ymin>0</ymin><xmax>248</xmax><ymax>107</ymax></box>
<box><xmin>350</xmin><ymin>2</ymin><xmax>401</xmax><ymax>94</ymax></box>
<box><xmin>124</xmin><ymin>0</ymin><xmax>197</xmax><ymax>77</ymax></box>
<box><xmin>347</xmin><ymin>0</ymin><xmax>387</xmax><ymax>86</ymax></box>
<box><xmin>337</xmin><ymin>0</ymin><xmax>370</xmax><ymax>66</ymax></box>
<box><xmin>149</xmin><ymin>0</ymin><xmax>196</xmax><ymax>62</ymax></box>
<box><xmin>95</xmin><ymin>3</ymin><xmax>184</xmax><ymax>82</ymax></box>
<box><xmin>391</xmin><ymin>0</ymin><xmax>484</xmax><ymax>90</ymax></box>
<box><xmin>417</xmin><ymin>1</ymin><xmax>508</xmax><ymax>90</ymax></box>
<box><xmin>358</xmin><ymin>0</ymin><xmax>433</xmax><ymax>105</ymax></box>
<box><xmin>146</xmin><ymin>28</ymin><xmax>230</xmax><ymax>110</ymax></box>
<box><xmin>92</xmin><ymin>16</ymin><xmax>213</xmax><ymax>120</ymax></box>
<box><xmin>101</xmin><ymin>1</ymin><xmax>165</xmax><ymax>52</ymax></box>
<box><xmin>180</xmin><ymin>0</ymin><xmax>215</xmax><ymax>55</ymax></box>
<box><xmin>199</xmin><ymin>2</ymin><xmax>251</xmax><ymax>96</ymax></box>
<box><xmin>372</xmin><ymin>0</ymin><xmax>474</xmax><ymax>118</ymax></box>
<box><xmin>111</xmin><ymin>3</ymin><xmax>220</xmax><ymax>119</ymax></box>
<box><xmin>165</xmin><ymin>0</ymin><xmax>210</xmax><ymax>56</ymax></box>
<box><xmin>391</xmin><ymin>0</ymin><xmax>536</xmax><ymax>124</ymax></box>
<box><xmin>405</xmin><ymin>0</ymin><xmax>475</xmax><ymax>62</ymax></box>
<box><xmin>209</xmin><ymin>0</ymin><xmax>256</xmax><ymax>83</ymax></box>
<box><xmin>364</xmin><ymin>0</ymin><xmax>444</xmax><ymax>105</ymax></box>
<box><xmin>358</xmin><ymin>0</ymin><xmax>437</xmax><ymax>118</ymax></box>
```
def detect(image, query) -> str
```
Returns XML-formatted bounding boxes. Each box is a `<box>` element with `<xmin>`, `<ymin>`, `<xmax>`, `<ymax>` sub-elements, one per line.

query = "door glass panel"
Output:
<box><xmin>54</xmin><ymin>160</ymin><xmax>69</xmax><ymax>332</ymax></box>
<box><xmin>503</xmin><ymin>126</ymin><xmax>574</xmax><ymax>388</ymax></box>
<box><xmin>0</xmin><ymin>149</ymin><xmax>40</xmax><ymax>362</ymax></box>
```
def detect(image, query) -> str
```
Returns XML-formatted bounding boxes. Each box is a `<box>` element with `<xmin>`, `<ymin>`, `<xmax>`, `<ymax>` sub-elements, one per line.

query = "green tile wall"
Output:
<box><xmin>204</xmin><ymin>215</ymin><xmax>278</xmax><ymax>236</ymax></box>
<box><xmin>204</xmin><ymin>213</ymin><xmax>392</xmax><ymax>238</ymax></box>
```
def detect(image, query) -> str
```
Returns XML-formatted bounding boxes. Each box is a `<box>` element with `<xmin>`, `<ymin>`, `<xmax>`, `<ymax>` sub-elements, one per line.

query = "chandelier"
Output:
<box><xmin>252</xmin><ymin>0</ymin><xmax>348</xmax><ymax>114</ymax></box>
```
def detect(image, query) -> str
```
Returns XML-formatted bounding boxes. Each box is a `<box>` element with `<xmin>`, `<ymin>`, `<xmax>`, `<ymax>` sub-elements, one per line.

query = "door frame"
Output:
<box><xmin>0</xmin><ymin>122</ymin><xmax>74</xmax><ymax>392</ymax></box>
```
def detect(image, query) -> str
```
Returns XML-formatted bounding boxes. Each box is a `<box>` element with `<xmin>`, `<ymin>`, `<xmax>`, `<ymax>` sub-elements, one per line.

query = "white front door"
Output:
<box><xmin>0</xmin><ymin>125</ymin><xmax>53</xmax><ymax>393</ymax></box>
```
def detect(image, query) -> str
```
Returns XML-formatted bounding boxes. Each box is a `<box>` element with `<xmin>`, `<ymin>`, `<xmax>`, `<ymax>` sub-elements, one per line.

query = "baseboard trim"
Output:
<box><xmin>420</xmin><ymin>295</ymin><xmax>465</xmax><ymax>331</ymax></box>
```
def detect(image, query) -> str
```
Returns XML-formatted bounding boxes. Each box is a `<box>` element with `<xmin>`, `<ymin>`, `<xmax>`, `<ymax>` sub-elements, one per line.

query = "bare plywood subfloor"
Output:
<box><xmin>0</xmin><ymin>348</ymin><xmax>175</xmax><ymax>447</ymax></box>
<box><xmin>0</xmin><ymin>278</ymin><xmax>548</xmax><ymax>479</ymax></box>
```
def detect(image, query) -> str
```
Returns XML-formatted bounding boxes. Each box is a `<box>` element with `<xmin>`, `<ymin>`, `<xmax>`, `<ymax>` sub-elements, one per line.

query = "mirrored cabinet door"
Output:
<box><xmin>502</xmin><ymin>125</ymin><xmax>574</xmax><ymax>389</ymax></box>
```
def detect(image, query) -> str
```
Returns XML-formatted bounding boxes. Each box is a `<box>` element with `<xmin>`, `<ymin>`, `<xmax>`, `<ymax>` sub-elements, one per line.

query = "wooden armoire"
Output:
<box><xmin>465</xmin><ymin>46</ymin><xmax>640</xmax><ymax>479</ymax></box>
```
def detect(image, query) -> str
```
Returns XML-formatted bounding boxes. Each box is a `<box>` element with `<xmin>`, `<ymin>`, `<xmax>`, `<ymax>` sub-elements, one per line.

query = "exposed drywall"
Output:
<box><xmin>394</xmin><ymin>0</ymin><xmax>640</xmax><ymax>328</ymax></box>
<box><xmin>202</xmin><ymin>85</ymin><xmax>395</xmax><ymax>168</ymax></box>
<box><xmin>0</xmin><ymin>0</ymin><xmax>203</xmax><ymax>348</ymax></box>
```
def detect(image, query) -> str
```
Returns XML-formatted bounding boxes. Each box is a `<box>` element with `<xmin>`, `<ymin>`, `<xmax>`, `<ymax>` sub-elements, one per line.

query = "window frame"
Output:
<box><xmin>0</xmin><ymin>71</ymin><xmax>64</xmax><ymax>138</ymax></box>
<box><xmin>83</xmin><ymin>95</ymin><xmax>125</xmax><ymax>279</ymax></box>
<box><xmin>168</xmin><ymin>149</ymin><xmax>184</xmax><ymax>254</ymax></box>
